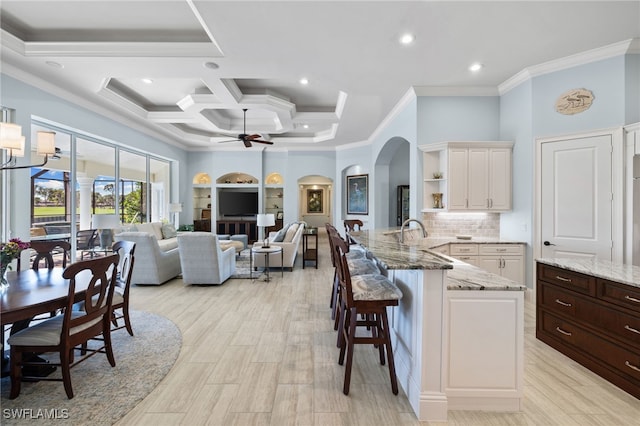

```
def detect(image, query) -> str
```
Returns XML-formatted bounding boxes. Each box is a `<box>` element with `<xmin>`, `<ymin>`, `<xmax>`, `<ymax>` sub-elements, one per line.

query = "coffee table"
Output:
<box><xmin>250</xmin><ymin>245</ymin><xmax>283</xmax><ymax>282</ymax></box>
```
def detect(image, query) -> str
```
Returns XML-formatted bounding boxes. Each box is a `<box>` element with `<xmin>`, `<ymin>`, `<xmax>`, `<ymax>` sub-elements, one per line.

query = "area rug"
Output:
<box><xmin>230</xmin><ymin>249</ymin><xmax>252</xmax><ymax>279</ymax></box>
<box><xmin>0</xmin><ymin>310</ymin><xmax>181</xmax><ymax>425</ymax></box>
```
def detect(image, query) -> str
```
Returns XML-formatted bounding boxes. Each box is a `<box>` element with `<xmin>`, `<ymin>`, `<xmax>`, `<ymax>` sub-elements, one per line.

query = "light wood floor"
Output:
<box><xmin>117</xmin><ymin>235</ymin><xmax>640</xmax><ymax>425</ymax></box>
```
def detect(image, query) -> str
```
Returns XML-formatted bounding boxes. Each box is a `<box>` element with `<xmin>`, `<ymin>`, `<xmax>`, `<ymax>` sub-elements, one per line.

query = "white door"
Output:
<box><xmin>540</xmin><ymin>134</ymin><xmax>613</xmax><ymax>260</ymax></box>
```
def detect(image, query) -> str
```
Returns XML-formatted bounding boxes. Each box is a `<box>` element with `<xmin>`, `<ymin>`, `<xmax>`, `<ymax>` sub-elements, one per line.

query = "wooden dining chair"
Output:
<box><xmin>8</xmin><ymin>254</ymin><xmax>120</xmax><ymax>399</ymax></box>
<box><xmin>331</xmin><ymin>233</ymin><xmax>402</xmax><ymax>396</ymax></box>
<box><xmin>29</xmin><ymin>240</ymin><xmax>71</xmax><ymax>270</ymax></box>
<box><xmin>110</xmin><ymin>240</ymin><xmax>136</xmax><ymax>336</ymax></box>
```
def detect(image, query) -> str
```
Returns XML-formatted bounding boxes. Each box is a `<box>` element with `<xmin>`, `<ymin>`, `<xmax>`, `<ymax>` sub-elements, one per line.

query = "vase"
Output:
<box><xmin>0</xmin><ymin>265</ymin><xmax>8</xmax><ymax>290</ymax></box>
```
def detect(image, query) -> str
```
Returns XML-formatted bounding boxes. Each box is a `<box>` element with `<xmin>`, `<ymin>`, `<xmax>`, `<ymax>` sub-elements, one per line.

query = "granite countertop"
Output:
<box><xmin>536</xmin><ymin>258</ymin><xmax>640</xmax><ymax>289</ymax></box>
<box><xmin>348</xmin><ymin>229</ymin><xmax>453</xmax><ymax>271</ymax></box>
<box><xmin>349</xmin><ymin>229</ymin><xmax>527</xmax><ymax>291</ymax></box>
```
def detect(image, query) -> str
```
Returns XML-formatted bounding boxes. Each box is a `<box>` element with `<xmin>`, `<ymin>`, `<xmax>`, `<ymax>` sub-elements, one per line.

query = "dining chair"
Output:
<box><xmin>77</xmin><ymin>229</ymin><xmax>99</xmax><ymax>260</ymax></box>
<box><xmin>29</xmin><ymin>240</ymin><xmax>71</xmax><ymax>270</ymax></box>
<box><xmin>7</xmin><ymin>254</ymin><xmax>120</xmax><ymax>399</ymax></box>
<box><xmin>110</xmin><ymin>240</ymin><xmax>136</xmax><ymax>336</ymax></box>
<box><xmin>331</xmin><ymin>232</ymin><xmax>402</xmax><ymax>396</ymax></box>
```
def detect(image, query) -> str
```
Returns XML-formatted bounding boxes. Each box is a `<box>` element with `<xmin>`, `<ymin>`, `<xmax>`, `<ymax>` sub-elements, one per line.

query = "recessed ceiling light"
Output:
<box><xmin>299</xmin><ymin>78</ymin><xmax>309</xmax><ymax>85</ymax></box>
<box><xmin>303</xmin><ymin>124</ymin><xmax>309</xmax><ymax>129</ymax></box>
<box><xmin>399</xmin><ymin>33</ymin><xmax>415</xmax><ymax>45</ymax></box>
<box><xmin>142</xmin><ymin>78</ymin><xmax>153</xmax><ymax>84</ymax></box>
<box><xmin>469</xmin><ymin>63</ymin><xmax>484</xmax><ymax>72</ymax></box>
<box><xmin>204</xmin><ymin>61</ymin><xmax>219</xmax><ymax>69</ymax></box>
<box><xmin>45</xmin><ymin>61</ymin><xmax>64</xmax><ymax>69</ymax></box>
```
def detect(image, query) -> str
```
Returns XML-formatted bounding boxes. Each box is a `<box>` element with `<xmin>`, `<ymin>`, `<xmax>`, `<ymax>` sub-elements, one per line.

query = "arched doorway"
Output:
<box><xmin>298</xmin><ymin>175</ymin><xmax>333</xmax><ymax>228</ymax></box>
<box><xmin>374</xmin><ymin>137</ymin><xmax>411</xmax><ymax>228</ymax></box>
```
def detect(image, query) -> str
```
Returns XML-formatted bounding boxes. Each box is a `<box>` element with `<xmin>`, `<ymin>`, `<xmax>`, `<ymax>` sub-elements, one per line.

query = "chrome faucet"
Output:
<box><xmin>399</xmin><ymin>218</ymin><xmax>428</xmax><ymax>243</ymax></box>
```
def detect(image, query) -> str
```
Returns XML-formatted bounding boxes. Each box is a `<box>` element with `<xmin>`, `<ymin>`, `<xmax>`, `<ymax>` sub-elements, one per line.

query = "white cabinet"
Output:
<box><xmin>431</xmin><ymin>244</ymin><xmax>450</xmax><ymax>256</ymax></box>
<box><xmin>478</xmin><ymin>244</ymin><xmax>524</xmax><ymax>284</ymax></box>
<box><xmin>420</xmin><ymin>142</ymin><xmax>513</xmax><ymax>212</ymax></box>
<box><xmin>449</xmin><ymin>243</ymin><xmax>525</xmax><ymax>285</ymax></box>
<box><xmin>450</xmin><ymin>243</ymin><xmax>479</xmax><ymax>266</ymax></box>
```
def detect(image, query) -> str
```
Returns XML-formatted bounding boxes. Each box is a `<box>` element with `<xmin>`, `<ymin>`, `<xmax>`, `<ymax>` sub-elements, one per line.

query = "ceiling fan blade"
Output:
<box><xmin>243</xmin><ymin>139</ymin><xmax>252</xmax><ymax>148</ymax></box>
<box><xmin>218</xmin><ymin>139</ymin><xmax>240</xmax><ymax>144</ymax></box>
<box><xmin>253</xmin><ymin>140</ymin><xmax>274</xmax><ymax>145</ymax></box>
<box><xmin>245</xmin><ymin>134</ymin><xmax>262</xmax><ymax>140</ymax></box>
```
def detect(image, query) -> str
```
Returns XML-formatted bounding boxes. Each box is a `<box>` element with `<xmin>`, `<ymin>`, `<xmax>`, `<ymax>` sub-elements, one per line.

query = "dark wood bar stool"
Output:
<box><xmin>331</xmin><ymin>233</ymin><xmax>402</xmax><ymax>395</ymax></box>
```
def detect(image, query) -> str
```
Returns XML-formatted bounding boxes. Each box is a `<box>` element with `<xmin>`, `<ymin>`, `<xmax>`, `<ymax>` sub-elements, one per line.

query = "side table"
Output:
<box><xmin>302</xmin><ymin>228</ymin><xmax>318</xmax><ymax>269</ymax></box>
<box><xmin>250</xmin><ymin>245</ymin><xmax>283</xmax><ymax>282</ymax></box>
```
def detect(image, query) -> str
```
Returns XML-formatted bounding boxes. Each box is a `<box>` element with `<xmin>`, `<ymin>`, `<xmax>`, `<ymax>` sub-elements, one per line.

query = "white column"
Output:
<box><xmin>77</xmin><ymin>177</ymin><xmax>94</xmax><ymax>230</ymax></box>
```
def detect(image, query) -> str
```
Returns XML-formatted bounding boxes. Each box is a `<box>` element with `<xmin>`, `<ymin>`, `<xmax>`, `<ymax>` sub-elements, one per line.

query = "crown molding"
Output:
<box><xmin>499</xmin><ymin>38</ymin><xmax>638</xmax><ymax>95</ymax></box>
<box><xmin>413</xmin><ymin>86</ymin><xmax>499</xmax><ymax>96</ymax></box>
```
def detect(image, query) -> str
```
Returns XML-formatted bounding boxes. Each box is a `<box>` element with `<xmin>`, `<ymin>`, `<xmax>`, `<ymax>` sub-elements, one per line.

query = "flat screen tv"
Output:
<box><xmin>218</xmin><ymin>191</ymin><xmax>259</xmax><ymax>216</ymax></box>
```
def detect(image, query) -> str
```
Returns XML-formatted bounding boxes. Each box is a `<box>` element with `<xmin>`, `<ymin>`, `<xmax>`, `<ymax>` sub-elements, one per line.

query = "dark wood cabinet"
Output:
<box><xmin>536</xmin><ymin>262</ymin><xmax>640</xmax><ymax>399</ymax></box>
<box><xmin>216</xmin><ymin>220</ymin><xmax>258</xmax><ymax>243</ymax></box>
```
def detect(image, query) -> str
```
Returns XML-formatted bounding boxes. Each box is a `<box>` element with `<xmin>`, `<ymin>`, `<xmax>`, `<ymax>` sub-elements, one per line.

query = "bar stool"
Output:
<box><xmin>325</xmin><ymin>225</ymin><xmax>378</xmax><ymax>327</ymax></box>
<box><xmin>331</xmin><ymin>233</ymin><xmax>402</xmax><ymax>395</ymax></box>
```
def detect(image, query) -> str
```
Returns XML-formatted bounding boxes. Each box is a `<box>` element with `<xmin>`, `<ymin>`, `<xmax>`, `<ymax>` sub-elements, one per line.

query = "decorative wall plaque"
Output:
<box><xmin>555</xmin><ymin>88</ymin><xmax>594</xmax><ymax>115</ymax></box>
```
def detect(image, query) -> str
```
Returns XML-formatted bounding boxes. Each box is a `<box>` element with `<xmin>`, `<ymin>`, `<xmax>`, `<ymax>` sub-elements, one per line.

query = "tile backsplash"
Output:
<box><xmin>422</xmin><ymin>212</ymin><xmax>500</xmax><ymax>237</ymax></box>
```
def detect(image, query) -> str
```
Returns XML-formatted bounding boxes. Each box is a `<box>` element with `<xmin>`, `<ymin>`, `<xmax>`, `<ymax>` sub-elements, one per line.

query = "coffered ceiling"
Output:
<box><xmin>1</xmin><ymin>1</ymin><xmax>639</xmax><ymax>151</ymax></box>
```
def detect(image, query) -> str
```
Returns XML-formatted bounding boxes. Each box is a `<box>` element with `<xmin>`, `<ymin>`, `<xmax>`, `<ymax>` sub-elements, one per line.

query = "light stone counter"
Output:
<box><xmin>349</xmin><ymin>229</ymin><xmax>526</xmax><ymax>291</ymax></box>
<box><xmin>536</xmin><ymin>257</ymin><xmax>640</xmax><ymax>289</ymax></box>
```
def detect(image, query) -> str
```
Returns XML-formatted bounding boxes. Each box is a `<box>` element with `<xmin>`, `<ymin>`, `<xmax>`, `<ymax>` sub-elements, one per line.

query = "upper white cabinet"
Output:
<box><xmin>421</xmin><ymin>141</ymin><xmax>513</xmax><ymax>212</ymax></box>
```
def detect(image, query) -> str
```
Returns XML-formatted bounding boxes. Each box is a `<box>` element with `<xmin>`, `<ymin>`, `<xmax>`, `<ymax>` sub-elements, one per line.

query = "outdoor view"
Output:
<box><xmin>32</xmin><ymin>168</ymin><xmax>147</xmax><ymax>226</ymax></box>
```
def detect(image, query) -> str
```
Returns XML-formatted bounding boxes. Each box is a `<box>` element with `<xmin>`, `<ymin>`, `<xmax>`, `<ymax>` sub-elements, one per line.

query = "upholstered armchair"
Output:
<box><xmin>177</xmin><ymin>232</ymin><xmax>236</xmax><ymax>285</ymax></box>
<box><xmin>114</xmin><ymin>232</ymin><xmax>181</xmax><ymax>285</ymax></box>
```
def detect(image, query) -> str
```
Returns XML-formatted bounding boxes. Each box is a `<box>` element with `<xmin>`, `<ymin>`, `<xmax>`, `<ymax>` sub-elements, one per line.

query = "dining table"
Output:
<box><xmin>1</xmin><ymin>267</ymin><xmax>91</xmax><ymax>378</ymax></box>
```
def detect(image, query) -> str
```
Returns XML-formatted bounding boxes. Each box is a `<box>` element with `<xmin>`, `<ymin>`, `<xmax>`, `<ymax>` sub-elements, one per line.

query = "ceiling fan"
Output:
<box><xmin>219</xmin><ymin>108</ymin><xmax>274</xmax><ymax>148</ymax></box>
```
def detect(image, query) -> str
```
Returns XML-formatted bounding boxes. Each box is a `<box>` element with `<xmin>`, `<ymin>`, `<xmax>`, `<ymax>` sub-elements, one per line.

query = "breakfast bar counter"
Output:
<box><xmin>349</xmin><ymin>229</ymin><xmax>526</xmax><ymax>422</ymax></box>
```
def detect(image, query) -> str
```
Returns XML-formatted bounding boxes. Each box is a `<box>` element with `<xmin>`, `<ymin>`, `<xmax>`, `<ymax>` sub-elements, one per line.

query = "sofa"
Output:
<box><xmin>177</xmin><ymin>232</ymin><xmax>236</xmax><ymax>285</ymax></box>
<box><xmin>252</xmin><ymin>222</ymin><xmax>305</xmax><ymax>270</ymax></box>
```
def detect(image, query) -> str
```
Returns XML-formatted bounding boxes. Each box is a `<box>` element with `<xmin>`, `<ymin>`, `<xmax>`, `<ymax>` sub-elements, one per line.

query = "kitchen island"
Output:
<box><xmin>349</xmin><ymin>229</ymin><xmax>526</xmax><ymax>422</ymax></box>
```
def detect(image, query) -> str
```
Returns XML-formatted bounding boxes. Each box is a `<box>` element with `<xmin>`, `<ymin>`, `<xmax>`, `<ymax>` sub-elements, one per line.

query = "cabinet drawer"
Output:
<box><xmin>541</xmin><ymin>284</ymin><xmax>640</xmax><ymax>348</ymax></box>
<box><xmin>431</xmin><ymin>244</ymin><xmax>450</xmax><ymax>255</ymax></box>
<box><xmin>450</xmin><ymin>244</ymin><xmax>478</xmax><ymax>256</ymax></box>
<box><xmin>540</xmin><ymin>311</ymin><xmax>580</xmax><ymax>346</ymax></box>
<box><xmin>539</xmin><ymin>284</ymin><xmax>581</xmax><ymax>317</ymax></box>
<box><xmin>537</xmin><ymin>263</ymin><xmax>596</xmax><ymax>296</ymax></box>
<box><xmin>598</xmin><ymin>279</ymin><xmax>640</xmax><ymax>314</ymax></box>
<box><xmin>479</xmin><ymin>244</ymin><xmax>523</xmax><ymax>255</ymax></box>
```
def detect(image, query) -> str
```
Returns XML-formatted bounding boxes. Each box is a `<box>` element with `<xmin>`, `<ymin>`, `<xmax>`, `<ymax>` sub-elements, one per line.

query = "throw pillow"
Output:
<box><xmin>272</xmin><ymin>223</ymin><xmax>290</xmax><ymax>242</ymax></box>
<box><xmin>283</xmin><ymin>223</ymin><xmax>299</xmax><ymax>242</ymax></box>
<box><xmin>136</xmin><ymin>222</ymin><xmax>156</xmax><ymax>238</ymax></box>
<box><xmin>162</xmin><ymin>223</ymin><xmax>177</xmax><ymax>239</ymax></box>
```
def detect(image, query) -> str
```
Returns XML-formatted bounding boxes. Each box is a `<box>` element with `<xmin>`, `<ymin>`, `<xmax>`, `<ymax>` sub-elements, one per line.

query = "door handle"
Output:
<box><xmin>543</xmin><ymin>241</ymin><xmax>555</xmax><ymax>246</ymax></box>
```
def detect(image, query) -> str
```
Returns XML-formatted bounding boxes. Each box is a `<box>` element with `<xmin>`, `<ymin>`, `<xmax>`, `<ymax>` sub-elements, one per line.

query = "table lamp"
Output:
<box><xmin>256</xmin><ymin>213</ymin><xmax>275</xmax><ymax>248</ymax></box>
<box><xmin>92</xmin><ymin>214</ymin><xmax>120</xmax><ymax>249</ymax></box>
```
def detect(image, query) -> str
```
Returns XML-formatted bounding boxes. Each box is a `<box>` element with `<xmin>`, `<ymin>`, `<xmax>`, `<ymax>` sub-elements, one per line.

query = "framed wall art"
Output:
<box><xmin>346</xmin><ymin>174</ymin><xmax>368</xmax><ymax>215</ymax></box>
<box><xmin>306</xmin><ymin>189</ymin><xmax>324</xmax><ymax>214</ymax></box>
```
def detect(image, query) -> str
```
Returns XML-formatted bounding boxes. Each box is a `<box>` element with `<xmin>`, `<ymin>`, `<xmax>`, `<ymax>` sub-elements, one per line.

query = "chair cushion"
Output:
<box><xmin>347</xmin><ymin>258</ymin><xmax>380</xmax><ymax>275</ymax></box>
<box><xmin>283</xmin><ymin>223</ymin><xmax>299</xmax><ymax>242</ymax></box>
<box><xmin>351</xmin><ymin>274</ymin><xmax>403</xmax><ymax>301</ymax></box>
<box><xmin>272</xmin><ymin>223</ymin><xmax>290</xmax><ymax>242</ymax></box>
<box><xmin>7</xmin><ymin>312</ymin><xmax>93</xmax><ymax>346</ymax></box>
<box><xmin>161</xmin><ymin>223</ymin><xmax>177</xmax><ymax>239</ymax></box>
